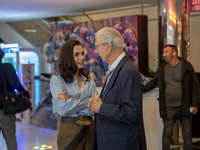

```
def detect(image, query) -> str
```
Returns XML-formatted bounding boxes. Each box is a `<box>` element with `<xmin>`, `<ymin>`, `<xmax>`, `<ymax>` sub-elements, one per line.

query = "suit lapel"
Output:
<box><xmin>101</xmin><ymin>55</ymin><xmax>129</xmax><ymax>101</ymax></box>
<box><xmin>100</xmin><ymin>79</ymin><xmax>106</xmax><ymax>98</ymax></box>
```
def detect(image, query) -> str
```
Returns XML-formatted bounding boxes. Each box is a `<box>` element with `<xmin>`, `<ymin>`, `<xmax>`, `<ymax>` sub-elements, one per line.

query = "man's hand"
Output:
<box><xmin>191</xmin><ymin>106</ymin><xmax>198</xmax><ymax>115</ymax></box>
<box><xmin>88</xmin><ymin>93</ymin><xmax>103</xmax><ymax>113</ymax></box>
<box><xmin>57</xmin><ymin>91</ymin><xmax>68</xmax><ymax>101</ymax></box>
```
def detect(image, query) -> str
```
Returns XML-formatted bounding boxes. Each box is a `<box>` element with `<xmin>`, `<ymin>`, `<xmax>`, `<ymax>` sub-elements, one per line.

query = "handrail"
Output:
<box><xmin>148</xmin><ymin>53</ymin><xmax>158</xmax><ymax>62</ymax></box>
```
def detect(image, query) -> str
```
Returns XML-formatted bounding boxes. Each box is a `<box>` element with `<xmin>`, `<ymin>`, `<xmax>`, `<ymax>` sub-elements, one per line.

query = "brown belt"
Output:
<box><xmin>64</xmin><ymin>117</ymin><xmax>93</xmax><ymax>150</ymax></box>
<box><xmin>61</xmin><ymin>116</ymin><xmax>92</xmax><ymax>126</ymax></box>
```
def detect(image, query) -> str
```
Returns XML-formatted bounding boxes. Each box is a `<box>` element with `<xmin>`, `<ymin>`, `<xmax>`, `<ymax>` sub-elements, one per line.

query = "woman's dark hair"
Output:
<box><xmin>56</xmin><ymin>40</ymin><xmax>89</xmax><ymax>83</ymax></box>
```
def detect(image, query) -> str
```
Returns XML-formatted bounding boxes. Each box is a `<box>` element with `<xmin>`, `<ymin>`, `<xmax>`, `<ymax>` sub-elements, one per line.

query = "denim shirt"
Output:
<box><xmin>50</xmin><ymin>74</ymin><xmax>97</xmax><ymax>117</ymax></box>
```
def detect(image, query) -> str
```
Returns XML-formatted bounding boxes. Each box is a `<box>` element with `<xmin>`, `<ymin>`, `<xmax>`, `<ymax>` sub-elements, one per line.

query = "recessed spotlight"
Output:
<box><xmin>47</xmin><ymin>146</ymin><xmax>53</xmax><ymax>149</ymax></box>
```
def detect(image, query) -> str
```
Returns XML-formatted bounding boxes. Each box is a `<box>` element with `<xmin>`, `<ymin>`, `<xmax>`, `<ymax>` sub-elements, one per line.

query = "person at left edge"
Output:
<box><xmin>0</xmin><ymin>48</ymin><xmax>30</xmax><ymax>150</ymax></box>
<box><xmin>50</xmin><ymin>40</ymin><xmax>97</xmax><ymax>150</ymax></box>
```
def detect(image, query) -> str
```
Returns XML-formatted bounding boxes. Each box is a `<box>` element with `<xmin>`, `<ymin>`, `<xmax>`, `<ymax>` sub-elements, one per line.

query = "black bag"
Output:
<box><xmin>3</xmin><ymin>92</ymin><xmax>32</xmax><ymax>115</ymax></box>
<box><xmin>0</xmin><ymin>63</ymin><xmax>32</xmax><ymax>115</ymax></box>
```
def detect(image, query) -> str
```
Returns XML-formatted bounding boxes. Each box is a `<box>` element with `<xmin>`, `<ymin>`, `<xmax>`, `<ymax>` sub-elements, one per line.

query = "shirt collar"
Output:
<box><xmin>82</xmin><ymin>75</ymin><xmax>87</xmax><ymax>81</ymax></box>
<box><xmin>108</xmin><ymin>52</ymin><xmax>126</xmax><ymax>71</ymax></box>
<box><xmin>73</xmin><ymin>75</ymin><xmax>88</xmax><ymax>81</ymax></box>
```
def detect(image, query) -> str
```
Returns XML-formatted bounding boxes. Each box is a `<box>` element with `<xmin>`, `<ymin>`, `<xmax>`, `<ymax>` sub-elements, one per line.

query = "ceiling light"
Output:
<box><xmin>57</xmin><ymin>20</ymin><xmax>73</xmax><ymax>24</ymax></box>
<box><xmin>24</xmin><ymin>29</ymin><xmax>37</xmax><ymax>32</ymax></box>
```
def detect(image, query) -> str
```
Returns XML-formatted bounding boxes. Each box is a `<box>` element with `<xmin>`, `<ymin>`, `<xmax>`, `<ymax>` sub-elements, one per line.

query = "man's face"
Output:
<box><xmin>163</xmin><ymin>47</ymin><xmax>174</xmax><ymax>63</ymax></box>
<box><xmin>95</xmin><ymin>35</ymin><xmax>109</xmax><ymax>63</ymax></box>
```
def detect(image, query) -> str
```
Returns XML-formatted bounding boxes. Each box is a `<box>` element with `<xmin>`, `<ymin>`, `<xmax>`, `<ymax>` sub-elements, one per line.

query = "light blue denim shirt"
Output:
<box><xmin>50</xmin><ymin>74</ymin><xmax>97</xmax><ymax>117</ymax></box>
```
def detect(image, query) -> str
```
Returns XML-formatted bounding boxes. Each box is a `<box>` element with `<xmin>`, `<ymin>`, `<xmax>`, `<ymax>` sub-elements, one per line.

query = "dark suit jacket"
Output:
<box><xmin>92</xmin><ymin>56</ymin><xmax>146</xmax><ymax>150</ymax></box>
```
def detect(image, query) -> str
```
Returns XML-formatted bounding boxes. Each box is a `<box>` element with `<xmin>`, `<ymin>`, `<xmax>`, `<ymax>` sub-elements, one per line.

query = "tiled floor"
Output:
<box><xmin>1</xmin><ymin>121</ymin><xmax>200</xmax><ymax>150</ymax></box>
<box><xmin>0</xmin><ymin>122</ymin><xmax>57</xmax><ymax>150</ymax></box>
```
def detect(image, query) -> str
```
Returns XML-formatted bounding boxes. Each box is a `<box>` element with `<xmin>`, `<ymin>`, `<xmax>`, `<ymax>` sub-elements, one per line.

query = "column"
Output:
<box><xmin>158</xmin><ymin>0</ymin><xmax>189</xmax><ymax>61</ymax></box>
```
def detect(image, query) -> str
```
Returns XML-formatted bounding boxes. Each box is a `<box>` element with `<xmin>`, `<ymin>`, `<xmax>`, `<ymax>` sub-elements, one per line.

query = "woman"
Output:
<box><xmin>50</xmin><ymin>40</ymin><xmax>97</xmax><ymax>150</ymax></box>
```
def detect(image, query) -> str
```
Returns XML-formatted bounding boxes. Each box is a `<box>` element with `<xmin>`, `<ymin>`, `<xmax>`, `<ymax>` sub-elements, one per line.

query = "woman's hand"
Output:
<box><xmin>57</xmin><ymin>91</ymin><xmax>68</xmax><ymax>101</ymax></box>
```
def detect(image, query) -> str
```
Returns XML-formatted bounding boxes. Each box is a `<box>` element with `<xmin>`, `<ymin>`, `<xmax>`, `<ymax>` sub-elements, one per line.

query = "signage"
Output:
<box><xmin>189</xmin><ymin>0</ymin><xmax>200</xmax><ymax>12</ymax></box>
<box><xmin>0</xmin><ymin>43</ymin><xmax>20</xmax><ymax>52</ymax></box>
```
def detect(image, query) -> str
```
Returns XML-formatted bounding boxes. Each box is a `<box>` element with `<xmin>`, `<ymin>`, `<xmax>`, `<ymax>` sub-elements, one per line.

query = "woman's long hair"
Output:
<box><xmin>56</xmin><ymin>40</ymin><xmax>89</xmax><ymax>83</ymax></box>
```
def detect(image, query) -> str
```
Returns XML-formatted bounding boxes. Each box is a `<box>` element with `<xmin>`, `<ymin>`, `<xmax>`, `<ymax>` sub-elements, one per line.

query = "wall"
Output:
<box><xmin>0</xmin><ymin>22</ymin><xmax>51</xmax><ymax>74</ymax></box>
<box><xmin>144</xmin><ymin>6</ymin><xmax>158</xmax><ymax>72</ymax></box>
<box><xmin>189</xmin><ymin>12</ymin><xmax>200</xmax><ymax>72</ymax></box>
<box><xmin>0</xmin><ymin>22</ymin><xmax>52</xmax><ymax>101</ymax></box>
<box><xmin>0</xmin><ymin>5</ymin><xmax>159</xmax><ymax>75</ymax></box>
<box><xmin>3</xmin><ymin>5</ymin><xmax>199</xmax><ymax>75</ymax></box>
<box><xmin>0</xmin><ymin>22</ymin><xmax>33</xmax><ymax>48</ymax></box>
<box><xmin>84</xmin><ymin>4</ymin><xmax>159</xmax><ymax>73</ymax></box>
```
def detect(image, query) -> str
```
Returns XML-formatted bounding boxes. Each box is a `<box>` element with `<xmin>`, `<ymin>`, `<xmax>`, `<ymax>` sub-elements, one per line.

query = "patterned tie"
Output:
<box><xmin>103</xmin><ymin>69</ymin><xmax>114</xmax><ymax>93</ymax></box>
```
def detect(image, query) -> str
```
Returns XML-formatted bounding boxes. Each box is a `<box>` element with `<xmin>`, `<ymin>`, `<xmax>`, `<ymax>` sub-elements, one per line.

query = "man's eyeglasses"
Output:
<box><xmin>94</xmin><ymin>43</ymin><xmax>107</xmax><ymax>50</ymax></box>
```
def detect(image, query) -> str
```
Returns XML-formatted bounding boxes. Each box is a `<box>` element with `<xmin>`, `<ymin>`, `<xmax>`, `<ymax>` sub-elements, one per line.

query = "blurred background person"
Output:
<box><xmin>143</xmin><ymin>45</ymin><xmax>200</xmax><ymax>150</ymax></box>
<box><xmin>0</xmin><ymin>48</ymin><xmax>30</xmax><ymax>150</ymax></box>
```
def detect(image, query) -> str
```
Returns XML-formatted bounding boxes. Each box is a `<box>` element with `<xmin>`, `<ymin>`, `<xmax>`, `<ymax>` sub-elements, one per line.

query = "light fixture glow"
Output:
<box><xmin>32</xmin><ymin>145</ymin><xmax>55</xmax><ymax>149</ymax></box>
<box><xmin>24</xmin><ymin>29</ymin><xmax>37</xmax><ymax>32</ymax></box>
<box><xmin>163</xmin><ymin>9</ymin><xmax>166</xmax><ymax>13</ymax></box>
<box><xmin>57</xmin><ymin>20</ymin><xmax>73</xmax><ymax>24</ymax></box>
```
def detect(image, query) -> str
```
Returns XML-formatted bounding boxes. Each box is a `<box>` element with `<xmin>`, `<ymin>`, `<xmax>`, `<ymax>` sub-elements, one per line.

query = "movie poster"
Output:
<box><xmin>44</xmin><ymin>15</ymin><xmax>139</xmax><ymax>87</ymax></box>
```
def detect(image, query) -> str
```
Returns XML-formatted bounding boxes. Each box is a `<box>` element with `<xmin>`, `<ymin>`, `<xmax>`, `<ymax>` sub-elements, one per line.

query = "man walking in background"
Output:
<box><xmin>143</xmin><ymin>45</ymin><xmax>200</xmax><ymax>150</ymax></box>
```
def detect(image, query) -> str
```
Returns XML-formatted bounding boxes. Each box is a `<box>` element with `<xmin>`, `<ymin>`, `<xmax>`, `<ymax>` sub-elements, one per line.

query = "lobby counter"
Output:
<box><xmin>143</xmin><ymin>88</ymin><xmax>162</xmax><ymax>150</ymax></box>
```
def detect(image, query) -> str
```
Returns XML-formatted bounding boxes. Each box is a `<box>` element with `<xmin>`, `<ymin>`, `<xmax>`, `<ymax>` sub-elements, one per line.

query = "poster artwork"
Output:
<box><xmin>44</xmin><ymin>15</ymin><xmax>145</xmax><ymax>87</ymax></box>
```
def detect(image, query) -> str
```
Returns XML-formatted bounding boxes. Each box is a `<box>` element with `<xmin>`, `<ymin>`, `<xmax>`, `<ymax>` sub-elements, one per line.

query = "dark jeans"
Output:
<box><xmin>162</xmin><ymin>107</ymin><xmax>192</xmax><ymax>150</ymax></box>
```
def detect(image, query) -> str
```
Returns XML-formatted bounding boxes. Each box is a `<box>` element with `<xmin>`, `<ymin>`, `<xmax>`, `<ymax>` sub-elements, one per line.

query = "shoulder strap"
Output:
<box><xmin>0</xmin><ymin>63</ymin><xmax>8</xmax><ymax>94</ymax></box>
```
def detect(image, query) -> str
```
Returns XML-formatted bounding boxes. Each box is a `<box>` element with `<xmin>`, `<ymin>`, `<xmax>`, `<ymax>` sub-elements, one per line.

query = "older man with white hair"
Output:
<box><xmin>88</xmin><ymin>27</ymin><xmax>146</xmax><ymax>150</ymax></box>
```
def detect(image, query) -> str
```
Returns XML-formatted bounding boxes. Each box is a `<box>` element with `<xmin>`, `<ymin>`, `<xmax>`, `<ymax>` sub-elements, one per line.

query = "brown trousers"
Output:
<box><xmin>57</xmin><ymin>117</ymin><xmax>93</xmax><ymax>150</ymax></box>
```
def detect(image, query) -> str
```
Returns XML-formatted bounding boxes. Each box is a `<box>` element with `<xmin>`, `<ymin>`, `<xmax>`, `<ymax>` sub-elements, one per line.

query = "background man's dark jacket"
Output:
<box><xmin>143</xmin><ymin>57</ymin><xmax>200</xmax><ymax>118</ymax></box>
<box><xmin>0</xmin><ymin>63</ymin><xmax>30</xmax><ymax>109</ymax></box>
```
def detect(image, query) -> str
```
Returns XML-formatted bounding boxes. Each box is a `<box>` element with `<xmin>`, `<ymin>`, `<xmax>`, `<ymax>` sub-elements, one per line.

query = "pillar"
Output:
<box><xmin>158</xmin><ymin>0</ymin><xmax>189</xmax><ymax>62</ymax></box>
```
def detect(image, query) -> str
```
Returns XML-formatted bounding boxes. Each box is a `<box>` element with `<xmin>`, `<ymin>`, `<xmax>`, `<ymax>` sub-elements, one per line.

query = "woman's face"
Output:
<box><xmin>73</xmin><ymin>45</ymin><xmax>85</xmax><ymax>69</ymax></box>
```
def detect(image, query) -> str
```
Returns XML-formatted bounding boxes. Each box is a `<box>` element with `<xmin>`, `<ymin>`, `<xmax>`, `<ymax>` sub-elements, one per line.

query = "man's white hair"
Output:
<box><xmin>97</xmin><ymin>27</ymin><xmax>124</xmax><ymax>50</ymax></box>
